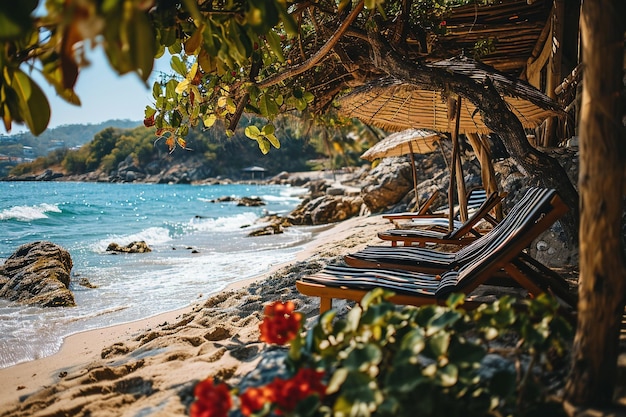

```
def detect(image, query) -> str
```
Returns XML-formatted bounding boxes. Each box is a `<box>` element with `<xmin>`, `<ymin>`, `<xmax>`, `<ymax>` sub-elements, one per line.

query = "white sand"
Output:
<box><xmin>0</xmin><ymin>214</ymin><xmax>391</xmax><ymax>417</ymax></box>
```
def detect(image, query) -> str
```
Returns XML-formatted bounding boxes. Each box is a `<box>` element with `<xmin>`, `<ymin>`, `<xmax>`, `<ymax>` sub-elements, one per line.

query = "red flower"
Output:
<box><xmin>268</xmin><ymin>368</ymin><xmax>326</xmax><ymax>414</ymax></box>
<box><xmin>259</xmin><ymin>301</ymin><xmax>303</xmax><ymax>345</ymax></box>
<box><xmin>190</xmin><ymin>378</ymin><xmax>232</xmax><ymax>417</ymax></box>
<box><xmin>239</xmin><ymin>386</ymin><xmax>274</xmax><ymax>416</ymax></box>
<box><xmin>439</xmin><ymin>20</ymin><xmax>447</xmax><ymax>26</ymax></box>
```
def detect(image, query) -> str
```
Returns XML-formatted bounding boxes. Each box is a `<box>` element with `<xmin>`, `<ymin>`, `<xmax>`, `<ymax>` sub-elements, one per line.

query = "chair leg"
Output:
<box><xmin>320</xmin><ymin>297</ymin><xmax>332</xmax><ymax>314</ymax></box>
<box><xmin>503</xmin><ymin>263</ymin><xmax>545</xmax><ymax>298</ymax></box>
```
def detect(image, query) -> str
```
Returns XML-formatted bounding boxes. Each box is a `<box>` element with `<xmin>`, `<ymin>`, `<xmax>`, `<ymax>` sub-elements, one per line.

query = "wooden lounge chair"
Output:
<box><xmin>345</xmin><ymin>188</ymin><xmax>557</xmax><ymax>273</ymax></box>
<box><xmin>382</xmin><ymin>189</ymin><xmax>441</xmax><ymax>220</ymax></box>
<box><xmin>378</xmin><ymin>191</ymin><xmax>505</xmax><ymax>247</ymax></box>
<box><xmin>382</xmin><ymin>188</ymin><xmax>491</xmax><ymax>228</ymax></box>
<box><xmin>297</xmin><ymin>188</ymin><xmax>573</xmax><ymax>313</ymax></box>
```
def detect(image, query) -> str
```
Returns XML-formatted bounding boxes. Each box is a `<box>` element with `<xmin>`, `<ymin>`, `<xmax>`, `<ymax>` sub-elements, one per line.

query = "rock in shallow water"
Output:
<box><xmin>0</xmin><ymin>241</ymin><xmax>75</xmax><ymax>307</ymax></box>
<box><xmin>106</xmin><ymin>241</ymin><xmax>152</xmax><ymax>253</ymax></box>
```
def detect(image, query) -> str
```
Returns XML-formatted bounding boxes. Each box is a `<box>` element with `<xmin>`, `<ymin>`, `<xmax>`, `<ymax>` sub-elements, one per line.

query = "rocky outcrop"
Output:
<box><xmin>288</xmin><ymin>195</ymin><xmax>364</xmax><ymax>225</ymax></box>
<box><xmin>204</xmin><ymin>196</ymin><xmax>266</xmax><ymax>206</ymax></box>
<box><xmin>4</xmin><ymin>169</ymin><xmax>64</xmax><ymax>181</ymax></box>
<box><xmin>0</xmin><ymin>241</ymin><xmax>75</xmax><ymax>307</ymax></box>
<box><xmin>238</xmin><ymin>197</ymin><xmax>265</xmax><ymax>207</ymax></box>
<box><xmin>106</xmin><ymin>241</ymin><xmax>152</xmax><ymax>253</ymax></box>
<box><xmin>360</xmin><ymin>157</ymin><xmax>415</xmax><ymax>212</ymax></box>
<box><xmin>247</xmin><ymin>216</ymin><xmax>293</xmax><ymax>237</ymax></box>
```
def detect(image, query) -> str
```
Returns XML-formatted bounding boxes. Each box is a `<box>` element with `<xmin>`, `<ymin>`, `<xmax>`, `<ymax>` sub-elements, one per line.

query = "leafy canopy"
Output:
<box><xmin>1</xmin><ymin>0</ymin><xmax>475</xmax><ymax>149</ymax></box>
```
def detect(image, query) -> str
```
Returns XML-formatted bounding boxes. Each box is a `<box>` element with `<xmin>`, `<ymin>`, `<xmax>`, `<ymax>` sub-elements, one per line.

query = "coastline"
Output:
<box><xmin>0</xmin><ymin>213</ymin><xmax>392</xmax><ymax>416</ymax></box>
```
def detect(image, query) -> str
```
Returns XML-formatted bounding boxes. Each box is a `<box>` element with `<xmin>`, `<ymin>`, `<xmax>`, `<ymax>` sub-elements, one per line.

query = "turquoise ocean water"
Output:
<box><xmin>0</xmin><ymin>181</ymin><xmax>314</xmax><ymax>369</ymax></box>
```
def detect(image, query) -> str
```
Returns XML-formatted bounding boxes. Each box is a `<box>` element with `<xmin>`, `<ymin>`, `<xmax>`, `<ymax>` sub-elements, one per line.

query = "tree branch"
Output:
<box><xmin>256</xmin><ymin>0</ymin><xmax>365</xmax><ymax>89</ymax></box>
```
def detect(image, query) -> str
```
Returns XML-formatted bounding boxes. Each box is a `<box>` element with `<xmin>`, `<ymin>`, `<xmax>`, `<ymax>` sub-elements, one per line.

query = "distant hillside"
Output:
<box><xmin>0</xmin><ymin>120</ymin><xmax>141</xmax><ymax>158</ymax></box>
<box><xmin>3</xmin><ymin>116</ymin><xmax>341</xmax><ymax>181</ymax></box>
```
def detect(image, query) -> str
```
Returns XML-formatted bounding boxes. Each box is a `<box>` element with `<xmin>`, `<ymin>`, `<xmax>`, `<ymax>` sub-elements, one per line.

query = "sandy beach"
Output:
<box><xmin>0</xmin><ymin>213</ymin><xmax>392</xmax><ymax>417</ymax></box>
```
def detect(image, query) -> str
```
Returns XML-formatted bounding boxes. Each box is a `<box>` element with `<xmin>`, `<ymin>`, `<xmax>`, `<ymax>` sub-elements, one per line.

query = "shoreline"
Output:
<box><xmin>0</xmin><ymin>214</ymin><xmax>392</xmax><ymax>415</ymax></box>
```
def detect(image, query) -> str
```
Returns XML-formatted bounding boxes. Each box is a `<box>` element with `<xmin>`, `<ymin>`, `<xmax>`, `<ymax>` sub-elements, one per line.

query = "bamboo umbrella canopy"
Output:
<box><xmin>361</xmin><ymin>129</ymin><xmax>443</xmax><ymax>212</ymax></box>
<box><xmin>339</xmin><ymin>56</ymin><xmax>563</xmax><ymax>226</ymax></box>
<box><xmin>338</xmin><ymin>56</ymin><xmax>563</xmax><ymax>135</ymax></box>
<box><xmin>361</xmin><ymin>129</ymin><xmax>441</xmax><ymax>160</ymax></box>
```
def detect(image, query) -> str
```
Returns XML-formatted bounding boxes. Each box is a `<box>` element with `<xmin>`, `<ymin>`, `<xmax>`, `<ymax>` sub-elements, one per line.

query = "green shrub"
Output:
<box><xmin>191</xmin><ymin>291</ymin><xmax>573</xmax><ymax>417</ymax></box>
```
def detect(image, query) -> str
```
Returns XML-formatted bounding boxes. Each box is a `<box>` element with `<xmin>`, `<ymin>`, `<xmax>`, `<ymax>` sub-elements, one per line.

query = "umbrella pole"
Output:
<box><xmin>408</xmin><ymin>142</ymin><xmax>420</xmax><ymax>212</ymax></box>
<box><xmin>451</xmin><ymin>96</ymin><xmax>468</xmax><ymax>223</ymax></box>
<box><xmin>448</xmin><ymin>97</ymin><xmax>462</xmax><ymax>231</ymax></box>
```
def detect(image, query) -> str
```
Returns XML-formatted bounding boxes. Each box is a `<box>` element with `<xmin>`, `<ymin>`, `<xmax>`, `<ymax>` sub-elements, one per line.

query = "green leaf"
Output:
<box><xmin>257</xmin><ymin>136</ymin><xmax>270</xmax><ymax>154</ymax></box>
<box><xmin>160</xmin><ymin>28</ymin><xmax>177</xmax><ymax>48</ymax></box>
<box><xmin>11</xmin><ymin>70</ymin><xmax>50</xmax><ymax>135</ymax></box>
<box><xmin>144</xmin><ymin>106</ymin><xmax>157</xmax><ymax>118</ymax></box>
<box><xmin>333</xmin><ymin>370</ymin><xmax>381</xmax><ymax>413</ymax></box>
<box><xmin>169</xmin><ymin>110</ymin><xmax>182</xmax><ymax>128</ymax></box>
<box><xmin>265</xmin><ymin>133</ymin><xmax>280</xmax><ymax>149</ymax></box>
<box><xmin>265</xmin><ymin>29</ymin><xmax>285</xmax><ymax>62</ymax></box>
<box><xmin>398</xmin><ymin>328</ymin><xmax>426</xmax><ymax>360</ymax></box>
<box><xmin>360</xmin><ymin>288</ymin><xmax>393</xmax><ymax>311</ymax></box>
<box><xmin>293</xmin><ymin>395</ymin><xmax>322</xmax><ymax>417</ymax></box>
<box><xmin>175</xmin><ymin>79</ymin><xmax>190</xmax><ymax>94</ymax></box>
<box><xmin>427</xmin><ymin>331</ymin><xmax>450</xmax><ymax>358</ymax></box>
<box><xmin>225</xmin><ymin>97</ymin><xmax>237</xmax><ymax>113</ymax></box>
<box><xmin>261</xmin><ymin>123</ymin><xmax>275</xmax><ymax>135</ymax></box>
<box><xmin>326</xmin><ymin>368</ymin><xmax>349</xmax><ymax>395</ymax></box>
<box><xmin>436</xmin><ymin>363</ymin><xmax>458</xmax><ymax>387</ymax></box>
<box><xmin>427</xmin><ymin>310</ymin><xmax>462</xmax><ymax>335</ymax></box>
<box><xmin>385</xmin><ymin>364</ymin><xmax>426</xmax><ymax>393</ymax></box>
<box><xmin>344</xmin><ymin>344</ymin><xmax>382</xmax><ymax>372</ymax></box>
<box><xmin>446</xmin><ymin>293</ymin><xmax>466</xmax><ymax>309</ymax></box>
<box><xmin>168</xmin><ymin>41</ymin><xmax>183</xmax><ymax>55</ymax></box>
<box><xmin>245</xmin><ymin>125</ymin><xmax>261</xmax><ymax>139</ymax></box>
<box><xmin>171</xmin><ymin>56</ymin><xmax>188</xmax><ymax>77</ymax></box>
<box><xmin>203</xmin><ymin>113</ymin><xmax>217</xmax><ymax>128</ymax></box>
<box><xmin>295</xmin><ymin>98</ymin><xmax>307</xmax><ymax>111</ymax></box>
<box><xmin>165</xmin><ymin>79</ymin><xmax>179</xmax><ymax>103</ymax></box>
<box><xmin>257</xmin><ymin>95</ymin><xmax>268</xmax><ymax>116</ymax></box>
<box><xmin>345</xmin><ymin>304</ymin><xmax>362</xmax><ymax>332</ymax></box>
<box><xmin>152</xmin><ymin>81</ymin><xmax>162</xmax><ymax>100</ymax></box>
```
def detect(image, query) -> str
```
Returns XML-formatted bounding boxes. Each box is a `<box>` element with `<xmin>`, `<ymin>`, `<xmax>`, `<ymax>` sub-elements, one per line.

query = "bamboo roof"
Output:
<box><xmin>428</xmin><ymin>0</ymin><xmax>553</xmax><ymax>75</ymax></box>
<box><xmin>338</xmin><ymin>56</ymin><xmax>563</xmax><ymax>134</ymax></box>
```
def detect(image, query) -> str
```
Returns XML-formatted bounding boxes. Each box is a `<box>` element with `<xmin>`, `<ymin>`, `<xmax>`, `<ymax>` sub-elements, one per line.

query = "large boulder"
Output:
<box><xmin>361</xmin><ymin>157</ymin><xmax>414</xmax><ymax>212</ymax></box>
<box><xmin>0</xmin><ymin>241</ymin><xmax>75</xmax><ymax>307</ymax></box>
<box><xmin>289</xmin><ymin>195</ymin><xmax>364</xmax><ymax>225</ymax></box>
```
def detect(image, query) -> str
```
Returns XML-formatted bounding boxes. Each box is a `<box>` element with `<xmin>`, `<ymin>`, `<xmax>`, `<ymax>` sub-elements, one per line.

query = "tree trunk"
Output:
<box><xmin>564</xmin><ymin>0</ymin><xmax>626</xmax><ymax>407</ymax></box>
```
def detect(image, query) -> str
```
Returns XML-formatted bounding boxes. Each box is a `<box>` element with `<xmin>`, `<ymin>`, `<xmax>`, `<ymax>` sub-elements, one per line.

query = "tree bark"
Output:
<box><xmin>564</xmin><ymin>0</ymin><xmax>626</xmax><ymax>407</ymax></box>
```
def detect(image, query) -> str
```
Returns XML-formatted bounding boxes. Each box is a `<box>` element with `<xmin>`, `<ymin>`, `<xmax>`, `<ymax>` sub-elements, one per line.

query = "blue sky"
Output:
<box><xmin>9</xmin><ymin>48</ymin><xmax>171</xmax><ymax>134</ymax></box>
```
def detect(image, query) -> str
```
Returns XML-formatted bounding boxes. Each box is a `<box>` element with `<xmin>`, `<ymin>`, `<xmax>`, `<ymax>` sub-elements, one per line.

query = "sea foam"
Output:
<box><xmin>0</xmin><ymin>203</ymin><xmax>61</xmax><ymax>221</ymax></box>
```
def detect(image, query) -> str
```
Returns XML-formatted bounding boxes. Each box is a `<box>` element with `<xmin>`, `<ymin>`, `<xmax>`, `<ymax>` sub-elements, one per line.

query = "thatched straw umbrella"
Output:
<box><xmin>361</xmin><ymin>129</ymin><xmax>442</xmax><ymax>213</ymax></box>
<box><xmin>339</xmin><ymin>56</ymin><xmax>563</xmax><ymax>226</ymax></box>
